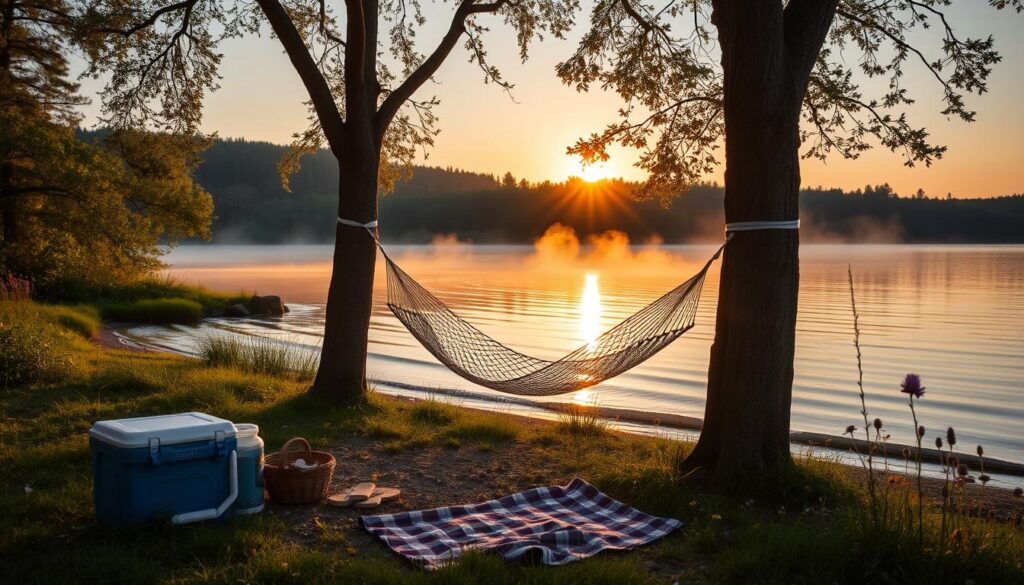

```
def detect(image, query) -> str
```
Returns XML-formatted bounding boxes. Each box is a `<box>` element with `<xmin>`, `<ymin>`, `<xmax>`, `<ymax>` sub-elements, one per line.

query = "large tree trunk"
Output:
<box><xmin>311</xmin><ymin>137</ymin><xmax>380</xmax><ymax>403</ymax></box>
<box><xmin>681</xmin><ymin>0</ymin><xmax>810</xmax><ymax>487</ymax></box>
<box><xmin>307</xmin><ymin>0</ymin><xmax>383</xmax><ymax>403</ymax></box>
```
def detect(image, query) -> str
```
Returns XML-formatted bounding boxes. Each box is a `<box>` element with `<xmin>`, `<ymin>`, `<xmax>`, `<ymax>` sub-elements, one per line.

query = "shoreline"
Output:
<box><xmin>385</xmin><ymin>392</ymin><xmax>1024</xmax><ymax>515</ymax></box>
<box><xmin>98</xmin><ymin>325</ymin><xmax>1024</xmax><ymax>478</ymax></box>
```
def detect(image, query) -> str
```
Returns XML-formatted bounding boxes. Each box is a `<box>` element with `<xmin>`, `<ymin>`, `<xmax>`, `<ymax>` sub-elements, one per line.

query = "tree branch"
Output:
<box><xmin>318</xmin><ymin>0</ymin><xmax>345</xmax><ymax>47</ymax></box>
<box><xmin>619</xmin><ymin>0</ymin><xmax>653</xmax><ymax>32</ymax></box>
<box><xmin>97</xmin><ymin>0</ymin><xmax>197</xmax><ymax>36</ymax></box>
<box><xmin>375</xmin><ymin>0</ymin><xmax>507</xmax><ymax>133</ymax></box>
<box><xmin>783</xmin><ymin>0</ymin><xmax>839</xmax><ymax>88</ymax></box>
<box><xmin>255</xmin><ymin>0</ymin><xmax>345</xmax><ymax>149</ymax></box>
<box><xmin>835</xmin><ymin>6</ymin><xmax>948</xmax><ymax>94</ymax></box>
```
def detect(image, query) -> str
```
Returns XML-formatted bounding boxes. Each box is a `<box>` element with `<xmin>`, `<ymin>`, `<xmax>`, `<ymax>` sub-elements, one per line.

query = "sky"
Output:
<box><xmin>77</xmin><ymin>1</ymin><xmax>1024</xmax><ymax>198</ymax></box>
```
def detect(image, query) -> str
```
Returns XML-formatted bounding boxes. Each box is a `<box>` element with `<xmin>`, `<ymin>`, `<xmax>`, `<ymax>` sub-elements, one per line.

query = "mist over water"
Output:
<box><xmin>147</xmin><ymin>235</ymin><xmax>1024</xmax><ymax>465</ymax></box>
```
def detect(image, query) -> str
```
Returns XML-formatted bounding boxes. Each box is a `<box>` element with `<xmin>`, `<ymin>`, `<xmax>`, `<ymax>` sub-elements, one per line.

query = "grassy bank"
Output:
<box><xmin>2</xmin><ymin>300</ymin><xmax>1023</xmax><ymax>584</ymax></box>
<box><xmin>22</xmin><ymin>275</ymin><xmax>251</xmax><ymax>324</ymax></box>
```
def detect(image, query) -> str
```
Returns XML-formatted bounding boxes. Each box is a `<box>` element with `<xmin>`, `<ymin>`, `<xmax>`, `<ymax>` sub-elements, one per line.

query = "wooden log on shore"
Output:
<box><xmin>540</xmin><ymin>402</ymin><xmax>1024</xmax><ymax>477</ymax></box>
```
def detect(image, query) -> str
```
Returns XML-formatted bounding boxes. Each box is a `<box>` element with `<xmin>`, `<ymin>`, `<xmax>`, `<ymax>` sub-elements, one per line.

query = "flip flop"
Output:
<box><xmin>327</xmin><ymin>492</ymin><xmax>360</xmax><ymax>507</ymax></box>
<box><xmin>348</xmin><ymin>482</ymin><xmax>376</xmax><ymax>500</ymax></box>
<box><xmin>354</xmin><ymin>495</ymin><xmax>383</xmax><ymax>508</ymax></box>
<box><xmin>327</xmin><ymin>482</ymin><xmax>381</xmax><ymax>507</ymax></box>
<box><xmin>373</xmin><ymin>487</ymin><xmax>401</xmax><ymax>502</ymax></box>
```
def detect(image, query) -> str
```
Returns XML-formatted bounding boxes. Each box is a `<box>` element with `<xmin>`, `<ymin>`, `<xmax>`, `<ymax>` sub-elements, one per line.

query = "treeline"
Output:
<box><xmin>197</xmin><ymin>138</ymin><xmax>1024</xmax><ymax>244</ymax></box>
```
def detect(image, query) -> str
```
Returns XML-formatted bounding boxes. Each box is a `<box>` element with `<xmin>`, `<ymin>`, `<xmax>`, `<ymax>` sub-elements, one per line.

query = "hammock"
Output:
<box><xmin>339</xmin><ymin>218</ymin><xmax>797</xmax><ymax>397</ymax></box>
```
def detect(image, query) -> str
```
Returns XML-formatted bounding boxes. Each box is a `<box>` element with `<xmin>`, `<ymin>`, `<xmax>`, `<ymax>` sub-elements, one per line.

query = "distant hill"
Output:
<box><xmin>80</xmin><ymin>134</ymin><xmax>1024</xmax><ymax>244</ymax></box>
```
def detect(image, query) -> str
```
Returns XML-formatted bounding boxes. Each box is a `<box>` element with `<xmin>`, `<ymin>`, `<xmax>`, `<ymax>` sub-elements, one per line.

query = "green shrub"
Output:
<box><xmin>102</xmin><ymin>298</ymin><xmax>204</xmax><ymax>323</ymax></box>
<box><xmin>0</xmin><ymin>318</ymin><xmax>72</xmax><ymax>387</ymax></box>
<box><xmin>37</xmin><ymin>275</ymin><xmax>250</xmax><ymax>314</ymax></box>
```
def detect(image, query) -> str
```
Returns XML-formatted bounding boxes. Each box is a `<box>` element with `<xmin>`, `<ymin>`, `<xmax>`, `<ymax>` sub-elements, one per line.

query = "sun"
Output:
<box><xmin>568</xmin><ymin>159</ymin><xmax>613</xmax><ymax>183</ymax></box>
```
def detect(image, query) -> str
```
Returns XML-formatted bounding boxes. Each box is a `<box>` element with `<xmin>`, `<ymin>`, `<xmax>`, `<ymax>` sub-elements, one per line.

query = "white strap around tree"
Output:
<box><xmin>337</xmin><ymin>217</ymin><xmax>378</xmax><ymax>230</ymax></box>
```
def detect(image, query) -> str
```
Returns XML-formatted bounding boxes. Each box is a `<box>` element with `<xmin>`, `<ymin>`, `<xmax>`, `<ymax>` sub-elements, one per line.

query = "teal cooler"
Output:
<box><xmin>89</xmin><ymin>412</ymin><xmax>238</xmax><ymax>527</ymax></box>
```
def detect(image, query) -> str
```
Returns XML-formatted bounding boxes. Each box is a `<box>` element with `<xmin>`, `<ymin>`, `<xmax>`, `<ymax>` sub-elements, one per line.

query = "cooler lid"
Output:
<box><xmin>89</xmin><ymin>412</ymin><xmax>236</xmax><ymax>449</ymax></box>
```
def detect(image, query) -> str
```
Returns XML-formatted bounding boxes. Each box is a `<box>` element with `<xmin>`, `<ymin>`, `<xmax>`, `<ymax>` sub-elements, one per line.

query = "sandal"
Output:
<box><xmin>327</xmin><ymin>484</ymin><xmax>401</xmax><ymax>508</ymax></box>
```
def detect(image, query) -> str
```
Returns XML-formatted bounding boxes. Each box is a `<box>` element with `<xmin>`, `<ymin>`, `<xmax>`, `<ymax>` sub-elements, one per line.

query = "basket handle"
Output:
<box><xmin>279</xmin><ymin>437</ymin><xmax>313</xmax><ymax>470</ymax></box>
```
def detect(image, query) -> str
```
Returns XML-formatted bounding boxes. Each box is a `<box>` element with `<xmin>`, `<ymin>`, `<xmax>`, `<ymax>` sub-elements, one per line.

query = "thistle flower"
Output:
<box><xmin>979</xmin><ymin>474</ymin><xmax>991</xmax><ymax>485</ymax></box>
<box><xmin>946</xmin><ymin>427</ymin><xmax>957</xmax><ymax>446</ymax></box>
<box><xmin>935</xmin><ymin>437</ymin><xmax>943</xmax><ymax>449</ymax></box>
<box><xmin>873</xmin><ymin>418</ymin><xmax>883</xmax><ymax>430</ymax></box>
<box><xmin>900</xmin><ymin>374</ymin><xmax>925</xmax><ymax>398</ymax></box>
<box><xmin>918</xmin><ymin>425</ymin><xmax>926</xmax><ymax>438</ymax></box>
<box><xmin>845</xmin><ymin>425</ymin><xmax>856</xmax><ymax>435</ymax></box>
<box><xmin>957</xmin><ymin>464</ymin><xmax>969</xmax><ymax>477</ymax></box>
<box><xmin>976</xmin><ymin>445</ymin><xmax>984</xmax><ymax>457</ymax></box>
<box><xmin>902</xmin><ymin>447</ymin><xmax>912</xmax><ymax>458</ymax></box>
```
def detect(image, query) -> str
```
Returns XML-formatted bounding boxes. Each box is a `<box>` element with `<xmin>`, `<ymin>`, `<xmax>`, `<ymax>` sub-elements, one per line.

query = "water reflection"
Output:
<box><xmin>153</xmin><ymin>244</ymin><xmax>1024</xmax><ymax>464</ymax></box>
<box><xmin>572</xmin><ymin>389</ymin><xmax>595</xmax><ymax>406</ymax></box>
<box><xmin>580</xmin><ymin>272</ymin><xmax>603</xmax><ymax>350</ymax></box>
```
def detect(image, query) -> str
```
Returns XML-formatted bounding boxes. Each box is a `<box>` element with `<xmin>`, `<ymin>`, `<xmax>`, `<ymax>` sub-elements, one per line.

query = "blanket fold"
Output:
<box><xmin>359</xmin><ymin>478</ymin><xmax>683</xmax><ymax>568</ymax></box>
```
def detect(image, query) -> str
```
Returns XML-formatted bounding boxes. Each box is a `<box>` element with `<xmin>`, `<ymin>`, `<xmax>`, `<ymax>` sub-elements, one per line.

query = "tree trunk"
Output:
<box><xmin>681</xmin><ymin>0</ymin><xmax>806</xmax><ymax>487</ymax></box>
<box><xmin>1</xmin><ymin>0</ymin><xmax>15</xmax><ymax>250</ymax></box>
<box><xmin>306</xmin><ymin>0</ymin><xmax>383</xmax><ymax>403</ymax></box>
<box><xmin>0</xmin><ymin>161</ymin><xmax>15</xmax><ymax>248</ymax></box>
<box><xmin>311</xmin><ymin>139</ymin><xmax>380</xmax><ymax>403</ymax></box>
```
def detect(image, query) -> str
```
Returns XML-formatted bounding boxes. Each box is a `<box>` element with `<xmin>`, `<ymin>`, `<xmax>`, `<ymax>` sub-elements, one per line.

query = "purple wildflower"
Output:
<box><xmin>900</xmin><ymin>374</ymin><xmax>926</xmax><ymax>398</ymax></box>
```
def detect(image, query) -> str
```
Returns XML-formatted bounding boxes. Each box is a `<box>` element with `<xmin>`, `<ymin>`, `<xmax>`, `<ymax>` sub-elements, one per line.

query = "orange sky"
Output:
<box><xmin>78</xmin><ymin>2</ymin><xmax>1024</xmax><ymax>198</ymax></box>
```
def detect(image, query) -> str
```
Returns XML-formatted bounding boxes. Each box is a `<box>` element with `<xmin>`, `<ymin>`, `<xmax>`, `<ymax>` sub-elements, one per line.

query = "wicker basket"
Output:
<box><xmin>264</xmin><ymin>437</ymin><xmax>336</xmax><ymax>505</ymax></box>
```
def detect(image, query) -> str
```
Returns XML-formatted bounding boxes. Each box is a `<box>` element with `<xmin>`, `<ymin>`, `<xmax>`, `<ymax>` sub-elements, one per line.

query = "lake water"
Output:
<box><xmin>127</xmin><ymin>242</ymin><xmax>1024</xmax><ymax>468</ymax></box>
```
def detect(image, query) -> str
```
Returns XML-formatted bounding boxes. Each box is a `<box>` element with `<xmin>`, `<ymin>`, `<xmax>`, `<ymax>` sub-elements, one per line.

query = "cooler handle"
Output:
<box><xmin>171</xmin><ymin>450</ymin><xmax>238</xmax><ymax>525</ymax></box>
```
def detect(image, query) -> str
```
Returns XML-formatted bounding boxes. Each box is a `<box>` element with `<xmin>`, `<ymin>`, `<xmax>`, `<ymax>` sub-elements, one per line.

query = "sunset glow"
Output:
<box><xmin>581</xmin><ymin>162</ymin><xmax>611</xmax><ymax>183</ymax></box>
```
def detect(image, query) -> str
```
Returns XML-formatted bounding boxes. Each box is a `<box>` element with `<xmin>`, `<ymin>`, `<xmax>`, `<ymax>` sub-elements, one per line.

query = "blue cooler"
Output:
<box><xmin>89</xmin><ymin>412</ymin><xmax>238</xmax><ymax>526</ymax></box>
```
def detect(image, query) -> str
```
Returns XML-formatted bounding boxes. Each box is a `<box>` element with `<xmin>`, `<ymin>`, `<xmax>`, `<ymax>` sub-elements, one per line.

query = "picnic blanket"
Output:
<box><xmin>358</xmin><ymin>478</ymin><xmax>683</xmax><ymax>568</ymax></box>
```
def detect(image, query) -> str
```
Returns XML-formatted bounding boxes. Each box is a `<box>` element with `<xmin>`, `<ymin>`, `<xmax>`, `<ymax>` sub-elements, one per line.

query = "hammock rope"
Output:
<box><xmin>339</xmin><ymin>217</ymin><xmax>798</xmax><ymax>396</ymax></box>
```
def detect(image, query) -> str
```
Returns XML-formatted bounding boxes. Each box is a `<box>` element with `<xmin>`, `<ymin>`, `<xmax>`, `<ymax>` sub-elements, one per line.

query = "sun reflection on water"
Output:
<box><xmin>580</xmin><ymin>272</ymin><xmax>603</xmax><ymax>351</ymax></box>
<box><xmin>572</xmin><ymin>388</ymin><xmax>594</xmax><ymax>406</ymax></box>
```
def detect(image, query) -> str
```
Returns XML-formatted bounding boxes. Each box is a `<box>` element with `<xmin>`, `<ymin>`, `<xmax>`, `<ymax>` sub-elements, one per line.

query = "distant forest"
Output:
<box><xmin>194</xmin><ymin>138</ymin><xmax>1024</xmax><ymax>244</ymax></box>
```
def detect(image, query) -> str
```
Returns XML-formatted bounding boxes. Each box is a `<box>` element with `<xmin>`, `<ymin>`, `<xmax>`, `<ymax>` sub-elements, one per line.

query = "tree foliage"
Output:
<box><xmin>81</xmin><ymin>0</ymin><xmax>578</xmax><ymax>191</ymax></box>
<box><xmin>0</xmin><ymin>0</ymin><xmax>213</xmax><ymax>285</ymax></box>
<box><xmin>559</xmin><ymin>0</ymin><xmax>1022</xmax><ymax>203</ymax></box>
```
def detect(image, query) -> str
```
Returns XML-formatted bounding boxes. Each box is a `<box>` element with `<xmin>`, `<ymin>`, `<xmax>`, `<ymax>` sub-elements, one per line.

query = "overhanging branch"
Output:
<box><xmin>255</xmin><ymin>0</ymin><xmax>345</xmax><ymax>148</ymax></box>
<box><xmin>375</xmin><ymin>0</ymin><xmax>507</xmax><ymax>133</ymax></box>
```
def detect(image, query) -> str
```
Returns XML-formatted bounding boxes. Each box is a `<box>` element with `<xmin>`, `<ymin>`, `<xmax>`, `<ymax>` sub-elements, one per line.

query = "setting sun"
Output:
<box><xmin>567</xmin><ymin>158</ymin><xmax>614</xmax><ymax>183</ymax></box>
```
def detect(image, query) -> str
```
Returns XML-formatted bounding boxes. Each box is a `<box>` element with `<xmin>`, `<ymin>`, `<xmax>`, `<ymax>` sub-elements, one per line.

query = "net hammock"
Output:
<box><xmin>339</xmin><ymin>217</ymin><xmax>797</xmax><ymax>397</ymax></box>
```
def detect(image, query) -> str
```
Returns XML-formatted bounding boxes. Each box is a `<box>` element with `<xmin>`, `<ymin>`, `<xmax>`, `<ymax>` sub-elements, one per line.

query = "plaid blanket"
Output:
<box><xmin>358</xmin><ymin>478</ymin><xmax>682</xmax><ymax>568</ymax></box>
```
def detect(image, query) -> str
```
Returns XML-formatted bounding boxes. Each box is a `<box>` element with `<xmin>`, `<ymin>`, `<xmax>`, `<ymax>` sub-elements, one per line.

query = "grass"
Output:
<box><xmin>2</xmin><ymin>299</ymin><xmax>1023</xmax><ymax>584</ymax></box>
<box><xmin>556</xmin><ymin>402</ymin><xmax>609</xmax><ymax>437</ymax></box>
<box><xmin>195</xmin><ymin>335</ymin><xmax>319</xmax><ymax>381</ymax></box>
<box><xmin>30</xmin><ymin>274</ymin><xmax>252</xmax><ymax>324</ymax></box>
<box><xmin>37</xmin><ymin>274</ymin><xmax>250</xmax><ymax>313</ymax></box>
<box><xmin>0</xmin><ymin>301</ymin><xmax>94</xmax><ymax>387</ymax></box>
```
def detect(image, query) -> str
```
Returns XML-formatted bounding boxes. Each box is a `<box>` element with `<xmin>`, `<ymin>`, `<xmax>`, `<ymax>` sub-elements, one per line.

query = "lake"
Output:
<box><xmin>125</xmin><ymin>241</ymin><xmax>1024</xmax><ymax>468</ymax></box>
